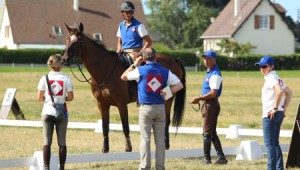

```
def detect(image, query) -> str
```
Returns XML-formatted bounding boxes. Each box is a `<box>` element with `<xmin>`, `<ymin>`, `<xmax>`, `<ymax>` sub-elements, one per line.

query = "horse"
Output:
<box><xmin>63</xmin><ymin>23</ymin><xmax>186</xmax><ymax>153</ymax></box>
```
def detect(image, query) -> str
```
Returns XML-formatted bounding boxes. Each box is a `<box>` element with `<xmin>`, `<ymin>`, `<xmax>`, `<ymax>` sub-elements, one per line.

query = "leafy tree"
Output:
<box><xmin>217</xmin><ymin>39</ymin><xmax>256</xmax><ymax>57</ymax></box>
<box><xmin>146</xmin><ymin>0</ymin><xmax>229</xmax><ymax>49</ymax></box>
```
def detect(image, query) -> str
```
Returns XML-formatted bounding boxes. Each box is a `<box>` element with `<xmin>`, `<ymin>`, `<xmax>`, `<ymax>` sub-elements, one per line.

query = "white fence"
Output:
<box><xmin>0</xmin><ymin>142</ymin><xmax>290</xmax><ymax>170</ymax></box>
<box><xmin>0</xmin><ymin>119</ymin><xmax>293</xmax><ymax>137</ymax></box>
<box><xmin>0</xmin><ymin>120</ymin><xmax>292</xmax><ymax>169</ymax></box>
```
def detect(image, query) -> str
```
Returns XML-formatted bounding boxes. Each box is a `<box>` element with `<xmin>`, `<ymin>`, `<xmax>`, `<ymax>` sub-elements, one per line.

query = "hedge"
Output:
<box><xmin>217</xmin><ymin>54</ymin><xmax>300</xmax><ymax>70</ymax></box>
<box><xmin>0</xmin><ymin>49</ymin><xmax>63</xmax><ymax>64</ymax></box>
<box><xmin>0</xmin><ymin>49</ymin><xmax>299</xmax><ymax>70</ymax></box>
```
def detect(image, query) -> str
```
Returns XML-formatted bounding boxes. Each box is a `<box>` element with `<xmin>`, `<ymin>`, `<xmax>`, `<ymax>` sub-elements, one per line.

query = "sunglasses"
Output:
<box><xmin>259</xmin><ymin>65</ymin><xmax>267</xmax><ymax>69</ymax></box>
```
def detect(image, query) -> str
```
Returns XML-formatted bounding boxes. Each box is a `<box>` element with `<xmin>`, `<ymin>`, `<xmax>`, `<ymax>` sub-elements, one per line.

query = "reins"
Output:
<box><xmin>191</xmin><ymin>102</ymin><xmax>201</xmax><ymax>112</ymax></box>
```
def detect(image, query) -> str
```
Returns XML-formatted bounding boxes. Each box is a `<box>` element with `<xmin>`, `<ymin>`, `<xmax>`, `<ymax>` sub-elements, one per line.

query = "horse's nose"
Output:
<box><xmin>62</xmin><ymin>57</ymin><xmax>69</xmax><ymax>66</ymax></box>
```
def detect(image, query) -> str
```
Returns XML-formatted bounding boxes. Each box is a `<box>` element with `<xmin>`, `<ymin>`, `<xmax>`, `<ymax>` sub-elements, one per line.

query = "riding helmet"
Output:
<box><xmin>120</xmin><ymin>1</ymin><xmax>135</xmax><ymax>12</ymax></box>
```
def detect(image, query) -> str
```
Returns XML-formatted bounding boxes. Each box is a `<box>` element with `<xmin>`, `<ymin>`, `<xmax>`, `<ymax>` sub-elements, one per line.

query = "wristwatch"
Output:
<box><xmin>273</xmin><ymin>107</ymin><xmax>278</xmax><ymax>110</ymax></box>
<box><xmin>131</xmin><ymin>64</ymin><xmax>136</xmax><ymax>69</ymax></box>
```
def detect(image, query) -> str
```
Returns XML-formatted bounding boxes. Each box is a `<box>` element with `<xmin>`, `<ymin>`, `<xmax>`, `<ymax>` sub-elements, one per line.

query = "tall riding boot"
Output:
<box><xmin>43</xmin><ymin>145</ymin><xmax>51</xmax><ymax>170</ymax></box>
<box><xmin>59</xmin><ymin>146</ymin><xmax>67</xmax><ymax>170</ymax></box>
<box><xmin>202</xmin><ymin>134</ymin><xmax>212</xmax><ymax>164</ymax></box>
<box><xmin>211</xmin><ymin>135</ymin><xmax>228</xmax><ymax>164</ymax></box>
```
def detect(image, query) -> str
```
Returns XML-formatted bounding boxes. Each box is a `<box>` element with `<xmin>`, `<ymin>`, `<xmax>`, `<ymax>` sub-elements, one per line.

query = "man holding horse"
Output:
<box><xmin>189</xmin><ymin>50</ymin><xmax>228</xmax><ymax>165</ymax></box>
<box><xmin>121</xmin><ymin>48</ymin><xmax>183</xmax><ymax>170</ymax></box>
<box><xmin>116</xmin><ymin>1</ymin><xmax>152</xmax><ymax>66</ymax></box>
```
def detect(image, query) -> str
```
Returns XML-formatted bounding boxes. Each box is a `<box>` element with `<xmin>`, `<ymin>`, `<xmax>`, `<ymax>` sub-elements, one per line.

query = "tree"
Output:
<box><xmin>217</xmin><ymin>39</ymin><xmax>256</xmax><ymax>57</ymax></box>
<box><xmin>146</xmin><ymin>0</ymin><xmax>229</xmax><ymax>49</ymax></box>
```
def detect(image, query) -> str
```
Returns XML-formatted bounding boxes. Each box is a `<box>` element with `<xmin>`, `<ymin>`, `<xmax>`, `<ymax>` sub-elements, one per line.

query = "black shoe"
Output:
<box><xmin>214</xmin><ymin>158</ymin><xmax>228</xmax><ymax>164</ymax></box>
<box><xmin>201</xmin><ymin>158</ymin><xmax>212</xmax><ymax>164</ymax></box>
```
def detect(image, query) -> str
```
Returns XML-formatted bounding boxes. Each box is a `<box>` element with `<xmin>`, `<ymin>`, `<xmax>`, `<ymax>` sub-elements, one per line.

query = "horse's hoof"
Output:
<box><xmin>125</xmin><ymin>148</ymin><xmax>132</xmax><ymax>152</ymax></box>
<box><xmin>103</xmin><ymin>136</ymin><xmax>109</xmax><ymax>153</ymax></box>
<box><xmin>125</xmin><ymin>137</ymin><xmax>132</xmax><ymax>152</ymax></box>
<box><xmin>102</xmin><ymin>148</ymin><xmax>109</xmax><ymax>153</ymax></box>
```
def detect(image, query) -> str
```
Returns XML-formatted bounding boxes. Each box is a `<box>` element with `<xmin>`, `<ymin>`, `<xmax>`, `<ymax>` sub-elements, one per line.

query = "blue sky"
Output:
<box><xmin>274</xmin><ymin>0</ymin><xmax>299</xmax><ymax>21</ymax></box>
<box><xmin>142</xmin><ymin>0</ymin><xmax>299</xmax><ymax>21</ymax></box>
<box><xmin>0</xmin><ymin>0</ymin><xmax>298</xmax><ymax>21</ymax></box>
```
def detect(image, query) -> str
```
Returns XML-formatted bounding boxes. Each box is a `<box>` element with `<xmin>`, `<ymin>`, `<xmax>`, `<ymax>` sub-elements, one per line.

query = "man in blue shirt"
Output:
<box><xmin>121</xmin><ymin>48</ymin><xmax>183</xmax><ymax>170</ymax></box>
<box><xmin>189</xmin><ymin>50</ymin><xmax>228</xmax><ymax>165</ymax></box>
<box><xmin>116</xmin><ymin>1</ymin><xmax>152</xmax><ymax>66</ymax></box>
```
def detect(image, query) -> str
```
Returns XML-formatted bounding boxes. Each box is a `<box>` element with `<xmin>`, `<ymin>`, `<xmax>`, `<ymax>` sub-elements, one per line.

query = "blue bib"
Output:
<box><xmin>119</xmin><ymin>17</ymin><xmax>143</xmax><ymax>49</ymax></box>
<box><xmin>202</xmin><ymin>65</ymin><xmax>222</xmax><ymax>97</ymax></box>
<box><xmin>137</xmin><ymin>62</ymin><xmax>169</xmax><ymax>104</ymax></box>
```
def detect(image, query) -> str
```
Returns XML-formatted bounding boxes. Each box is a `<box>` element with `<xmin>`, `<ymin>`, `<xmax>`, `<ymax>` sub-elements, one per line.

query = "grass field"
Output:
<box><xmin>0</xmin><ymin>67</ymin><xmax>299</xmax><ymax>169</ymax></box>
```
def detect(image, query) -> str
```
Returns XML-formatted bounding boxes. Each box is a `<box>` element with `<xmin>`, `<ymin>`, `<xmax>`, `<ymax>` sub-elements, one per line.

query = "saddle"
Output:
<box><xmin>118</xmin><ymin>52</ymin><xmax>132</xmax><ymax>69</ymax></box>
<box><xmin>118</xmin><ymin>52</ymin><xmax>137</xmax><ymax>101</ymax></box>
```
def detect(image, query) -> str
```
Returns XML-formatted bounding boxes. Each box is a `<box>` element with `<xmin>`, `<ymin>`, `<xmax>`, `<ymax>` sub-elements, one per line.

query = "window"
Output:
<box><xmin>93</xmin><ymin>33</ymin><xmax>102</xmax><ymax>41</ymax></box>
<box><xmin>254</xmin><ymin>15</ymin><xmax>274</xmax><ymax>30</ymax></box>
<box><xmin>5</xmin><ymin>26</ymin><xmax>10</xmax><ymax>38</ymax></box>
<box><xmin>259</xmin><ymin>15</ymin><xmax>269</xmax><ymax>29</ymax></box>
<box><xmin>53</xmin><ymin>26</ymin><xmax>62</xmax><ymax>35</ymax></box>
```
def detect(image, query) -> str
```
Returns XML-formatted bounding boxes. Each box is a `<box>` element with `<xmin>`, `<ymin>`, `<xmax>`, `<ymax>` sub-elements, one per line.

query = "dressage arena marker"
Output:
<box><xmin>0</xmin><ymin>88</ymin><xmax>16</xmax><ymax>119</ymax></box>
<box><xmin>0</xmin><ymin>88</ymin><xmax>25</xmax><ymax>119</ymax></box>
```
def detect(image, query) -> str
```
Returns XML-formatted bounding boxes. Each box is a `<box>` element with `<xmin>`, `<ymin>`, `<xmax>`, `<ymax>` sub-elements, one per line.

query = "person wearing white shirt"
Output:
<box><xmin>121</xmin><ymin>48</ymin><xmax>183</xmax><ymax>170</ymax></box>
<box><xmin>189</xmin><ymin>50</ymin><xmax>228</xmax><ymax>165</ymax></box>
<box><xmin>37</xmin><ymin>54</ymin><xmax>74</xmax><ymax>170</ymax></box>
<box><xmin>255</xmin><ymin>56</ymin><xmax>292</xmax><ymax>170</ymax></box>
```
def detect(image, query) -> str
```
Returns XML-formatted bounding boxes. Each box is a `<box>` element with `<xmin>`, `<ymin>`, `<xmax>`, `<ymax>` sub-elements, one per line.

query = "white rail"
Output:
<box><xmin>0</xmin><ymin>120</ymin><xmax>293</xmax><ymax>137</ymax></box>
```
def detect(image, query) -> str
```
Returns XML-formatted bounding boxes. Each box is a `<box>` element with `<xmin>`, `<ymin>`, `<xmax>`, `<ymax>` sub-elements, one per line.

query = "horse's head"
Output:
<box><xmin>63</xmin><ymin>22</ymin><xmax>84</xmax><ymax>66</ymax></box>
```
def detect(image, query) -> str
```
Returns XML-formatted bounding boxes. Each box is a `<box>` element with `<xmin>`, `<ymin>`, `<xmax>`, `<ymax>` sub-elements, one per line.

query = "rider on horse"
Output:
<box><xmin>116</xmin><ymin>1</ymin><xmax>152</xmax><ymax>67</ymax></box>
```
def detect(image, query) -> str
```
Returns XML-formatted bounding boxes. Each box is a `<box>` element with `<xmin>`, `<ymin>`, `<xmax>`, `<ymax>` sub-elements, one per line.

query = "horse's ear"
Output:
<box><xmin>65</xmin><ymin>23</ymin><xmax>72</xmax><ymax>33</ymax></box>
<box><xmin>79</xmin><ymin>23</ymin><xmax>84</xmax><ymax>33</ymax></box>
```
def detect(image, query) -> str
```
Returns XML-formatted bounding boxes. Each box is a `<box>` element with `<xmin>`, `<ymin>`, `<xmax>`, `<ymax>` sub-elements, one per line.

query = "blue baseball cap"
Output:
<box><xmin>255</xmin><ymin>56</ymin><xmax>274</xmax><ymax>66</ymax></box>
<box><xmin>202</xmin><ymin>50</ymin><xmax>217</xmax><ymax>59</ymax></box>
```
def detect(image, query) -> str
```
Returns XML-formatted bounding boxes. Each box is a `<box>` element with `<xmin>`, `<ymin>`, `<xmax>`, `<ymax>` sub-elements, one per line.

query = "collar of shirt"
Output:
<box><xmin>122</xmin><ymin>17</ymin><xmax>137</xmax><ymax>26</ymax></box>
<box><xmin>207</xmin><ymin>64</ymin><xmax>219</xmax><ymax>73</ymax></box>
<box><xmin>264</xmin><ymin>70</ymin><xmax>276</xmax><ymax>80</ymax></box>
<box><xmin>49</xmin><ymin>71</ymin><xmax>63</xmax><ymax>75</ymax></box>
<box><xmin>145</xmin><ymin>62</ymin><xmax>161</xmax><ymax>67</ymax></box>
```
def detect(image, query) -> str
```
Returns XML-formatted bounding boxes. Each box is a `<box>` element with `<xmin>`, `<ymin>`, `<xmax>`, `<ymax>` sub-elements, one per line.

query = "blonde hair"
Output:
<box><xmin>47</xmin><ymin>54</ymin><xmax>62</xmax><ymax>70</ymax></box>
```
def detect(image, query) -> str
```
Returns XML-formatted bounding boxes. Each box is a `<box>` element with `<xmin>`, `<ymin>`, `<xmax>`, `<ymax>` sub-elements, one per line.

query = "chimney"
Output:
<box><xmin>74</xmin><ymin>0</ymin><xmax>79</xmax><ymax>11</ymax></box>
<box><xmin>234</xmin><ymin>0</ymin><xmax>240</xmax><ymax>16</ymax></box>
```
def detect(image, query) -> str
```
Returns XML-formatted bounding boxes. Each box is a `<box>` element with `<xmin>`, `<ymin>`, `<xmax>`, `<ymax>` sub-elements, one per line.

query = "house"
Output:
<box><xmin>0</xmin><ymin>0</ymin><xmax>147</xmax><ymax>50</ymax></box>
<box><xmin>201</xmin><ymin>0</ymin><xmax>295</xmax><ymax>55</ymax></box>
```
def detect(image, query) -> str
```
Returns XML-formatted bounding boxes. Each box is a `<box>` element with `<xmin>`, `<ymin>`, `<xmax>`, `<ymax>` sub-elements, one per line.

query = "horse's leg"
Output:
<box><xmin>117</xmin><ymin>105</ymin><xmax>132</xmax><ymax>152</ymax></box>
<box><xmin>98</xmin><ymin>102</ymin><xmax>110</xmax><ymax>153</ymax></box>
<box><xmin>164</xmin><ymin>100</ymin><xmax>172</xmax><ymax>150</ymax></box>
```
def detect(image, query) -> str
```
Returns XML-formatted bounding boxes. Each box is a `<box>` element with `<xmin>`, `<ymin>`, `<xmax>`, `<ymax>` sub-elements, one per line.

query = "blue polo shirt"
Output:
<box><xmin>119</xmin><ymin>17</ymin><xmax>143</xmax><ymax>49</ymax></box>
<box><xmin>202</xmin><ymin>65</ymin><xmax>222</xmax><ymax>97</ymax></box>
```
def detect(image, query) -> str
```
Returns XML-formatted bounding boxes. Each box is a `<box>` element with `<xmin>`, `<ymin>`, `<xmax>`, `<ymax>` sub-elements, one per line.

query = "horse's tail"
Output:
<box><xmin>172</xmin><ymin>59</ymin><xmax>186</xmax><ymax>128</ymax></box>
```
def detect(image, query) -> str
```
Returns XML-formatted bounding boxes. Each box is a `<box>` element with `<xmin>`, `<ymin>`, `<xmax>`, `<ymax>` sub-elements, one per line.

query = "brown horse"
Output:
<box><xmin>63</xmin><ymin>23</ymin><xmax>186</xmax><ymax>153</ymax></box>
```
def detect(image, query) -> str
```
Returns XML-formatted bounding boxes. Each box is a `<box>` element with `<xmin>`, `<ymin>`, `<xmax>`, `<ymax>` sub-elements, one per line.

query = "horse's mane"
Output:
<box><xmin>84</xmin><ymin>33</ymin><xmax>117</xmax><ymax>56</ymax></box>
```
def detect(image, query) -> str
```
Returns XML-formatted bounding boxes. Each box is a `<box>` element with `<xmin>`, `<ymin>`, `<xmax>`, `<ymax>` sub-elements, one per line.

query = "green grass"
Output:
<box><xmin>0</xmin><ymin>68</ymin><xmax>299</xmax><ymax>169</ymax></box>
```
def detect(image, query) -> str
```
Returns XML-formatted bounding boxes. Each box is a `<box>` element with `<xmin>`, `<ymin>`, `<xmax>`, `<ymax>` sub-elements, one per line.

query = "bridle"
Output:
<box><xmin>64</xmin><ymin>32</ymin><xmax>118</xmax><ymax>87</ymax></box>
<box><xmin>64</xmin><ymin>33</ymin><xmax>94</xmax><ymax>84</ymax></box>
